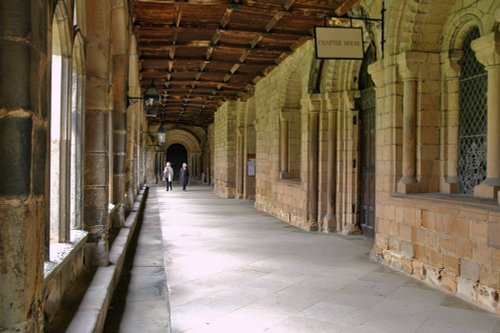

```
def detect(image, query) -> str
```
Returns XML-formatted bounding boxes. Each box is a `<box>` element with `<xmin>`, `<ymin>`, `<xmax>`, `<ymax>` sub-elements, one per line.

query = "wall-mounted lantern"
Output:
<box><xmin>157</xmin><ymin>122</ymin><xmax>166</xmax><ymax>145</ymax></box>
<box><xmin>144</xmin><ymin>80</ymin><xmax>160</xmax><ymax>117</ymax></box>
<box><xmin>127</xmin><ymin>80</ymin><xmax>161</xmax><ymax>117</ymax></box>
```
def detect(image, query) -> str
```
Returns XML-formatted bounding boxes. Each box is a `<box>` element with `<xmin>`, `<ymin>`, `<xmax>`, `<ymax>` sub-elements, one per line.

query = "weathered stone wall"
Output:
<box><xmin>251</xmin><ymin>44</ymin><xmax>315</xmax><ymax>230</ymax></box>
<box><xmin>373</xmin><ymin>194</ymin><xmax>500</xmax><ymax>313</ymax></box>
<box><xmin>43</xmin><ymin>231</ymin><xmax>88</xmax><ymax>327</ymax></box>
<box><xmin>213</xmin><ymin>101</ymin><xmax>237</xmax><ymax>198</ymax></box>
<box><xmin>370</xmin><ymin>0</ymin><xmax>500</xmax><ymax>314</ymax></box>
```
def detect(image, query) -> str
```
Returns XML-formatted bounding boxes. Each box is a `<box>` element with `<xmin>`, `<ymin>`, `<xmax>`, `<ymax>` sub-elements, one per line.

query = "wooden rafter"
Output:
<box><xmin>132</xmin><ymin>0</ymin><xmax>345</xmax><ymax>126</ymax></box>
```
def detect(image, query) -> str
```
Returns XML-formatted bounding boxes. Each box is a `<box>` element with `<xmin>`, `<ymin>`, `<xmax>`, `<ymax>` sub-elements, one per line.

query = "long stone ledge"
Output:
<box><xmin>64</xmin><ymin>186</ymin><xmax>149</xmax><ymax>333</ymax></box>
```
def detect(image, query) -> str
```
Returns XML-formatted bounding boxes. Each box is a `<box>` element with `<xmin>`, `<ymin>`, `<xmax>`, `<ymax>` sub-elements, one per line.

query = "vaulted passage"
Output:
<box><xmin>1</xmin><ymin>1</ymin><xmax>500</xmax><ymax>332</ymax></box>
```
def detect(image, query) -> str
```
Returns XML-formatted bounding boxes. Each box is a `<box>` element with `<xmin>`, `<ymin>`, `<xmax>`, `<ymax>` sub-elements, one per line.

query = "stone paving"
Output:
<box><xmin>104</xmin><ymin>189</ymin><xmax>170</xmax><ymax>332</ymax></box>
<box><xmin>111</xmin><ymin>184</ymin><xmax>500</xmax><ymax>333</ymax></box>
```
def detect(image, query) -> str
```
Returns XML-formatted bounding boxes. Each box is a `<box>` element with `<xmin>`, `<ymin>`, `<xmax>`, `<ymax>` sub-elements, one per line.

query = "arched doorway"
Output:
<box><xmin>167</xmin><ymin>144</ymin><xmax>188</xmax><ymax>180</ymax></box>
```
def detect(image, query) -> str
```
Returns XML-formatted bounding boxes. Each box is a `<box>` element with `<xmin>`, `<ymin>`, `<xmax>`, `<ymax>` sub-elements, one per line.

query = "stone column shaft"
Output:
<box><xmin>443</xmin><ymin>50</ymin><xmax>462</xmax><ymax>193</ymax></box>
<box><xmin>280</xmin><ymin>114</ymin><xmax>288</xmax><ymax>176</ymax></box>
<box><xmin>85</xmin><ymin>0</ymin><xmax>112</xmax><ymax>266</ymax></box>
<box><xmin>401</xmin><ymin>78</ymin><xmax>417</xmax><ymax>182</ymax></box>
<box><xmin>486</xmin><ymin>64</ymin><xmax>500</xmax><ymax>180</ymax></box>
<box><xmin>0</xmin><ymin>1</ymin><xmax>48</xmax><ymax>331</ymax></box>
<box><xmin>236</xmin><ymin>128</ymin><xmax>244</xmax><ymax>198</ymax></box>
<box><xmin>397</xmin><ymin>51</ymin><xmax>424</xmax><ymax>193</ymax></box>
<box><xmin>323</xmin><ymin>107</ymin><xmax>337</xmax><ymax>232</ymax></box>
<box><xmin>307</xmin><ymin>110</ymin><xmax>319</xmax><ymax>230</ymax></box>
<box><xmin>472</xmin><ymin>31</ymin><xmax>500</xmax><ymax>198</ymax></box>
<box><xmin>112</xmin><ymin>54</ymin><xmax>128</xmax><ymax>206</ymax></box>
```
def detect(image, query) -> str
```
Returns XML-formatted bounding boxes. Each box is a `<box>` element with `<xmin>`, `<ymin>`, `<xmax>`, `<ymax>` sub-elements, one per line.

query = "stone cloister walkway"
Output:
<box><xmin>106</xmin><ymin>184</ymin><xmax>500</xmax><ymax>333</ymax></box>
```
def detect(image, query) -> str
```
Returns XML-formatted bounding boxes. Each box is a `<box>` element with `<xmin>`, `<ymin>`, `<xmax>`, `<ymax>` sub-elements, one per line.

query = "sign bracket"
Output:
<box><xmin>317</xmin><ymin>1</ymin><xmax>385</xmax><ymax>59</ymax></box>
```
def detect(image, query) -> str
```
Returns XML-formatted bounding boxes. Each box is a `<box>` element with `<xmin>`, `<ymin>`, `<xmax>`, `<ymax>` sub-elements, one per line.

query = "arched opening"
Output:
<box><xmin>357</xmin><ymin>44</ymin><xmax>376</xmax><ymax>237</ymax></box>
<box><xmin>167</xmin><ymin>144</ymin><xmax>188</xmax><ymax>181</ymax></box>
<box><xmin>49</xmin><ymin>3</ymin><xmax>72</xmax><ymax>243</ymax></box>
<box><xmin>280</xmin><ymin>67</ymin><xmax>302</xmax><ymax>180</ymax></box>
<box><xmin>458</xmin><ymin>27</ymin><xmax>487</xmax><ymax>195</ymax></box>
<box><xmin>70</xmin><ymin>34</ymin><xmax>85</xmax><ymax>229</ymax></box>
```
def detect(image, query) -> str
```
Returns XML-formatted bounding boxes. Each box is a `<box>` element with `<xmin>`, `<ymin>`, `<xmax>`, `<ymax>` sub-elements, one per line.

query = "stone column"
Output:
<box><xmin>397</xmin><ymin>52</ymin><xmax>420</xmax><ymax>193</ymax></box>
<box><xmin>85</xmin><ymin>0</ymin><xmax>113</xmax><ymax>266</ymax></box>
<box><xmin>279</xmin><ymin>112</ymin><xmax>289</xmax><ymax>177</ymax></box>
<box><xmin>0</xmin><ymin>1</ymin><xmax>48</xmax><ymax>331</ymax></box>
<box><xmin>323</xmin><ymin>97</ymin><xmax>338</xmax><ymax>233</ymax></box>
<box><xmin>111</xmin><ymin>1</ymin><xmax>129</xmax><ymax>208</ymax></box>
<box><xmin>236</xmin><ymin>128</ymin><xmax>244</xmax><ymax>198</ymax></box>
<box><xmin>126</xmin><ymin>36</ymin><xmax>141</xmax><ymax>205</ymax></box>
<box><xmin>442</xmin><ymin>50</ymin><xmax>462</xmax><ymax>193</ymax></box>
<box><xmin>111</xmin><ymin>1</ymin><xmax>129</xmax><ymax>226</ymax></box>
<box><xmin>472</xmin><ymin>31</ymin><xmax>500</xmax><ymax>199</ymax></box>
<box><xmin>307</xmin><ymin>104</ymin><xmax>320</xmax><ymax>230</ymax></box>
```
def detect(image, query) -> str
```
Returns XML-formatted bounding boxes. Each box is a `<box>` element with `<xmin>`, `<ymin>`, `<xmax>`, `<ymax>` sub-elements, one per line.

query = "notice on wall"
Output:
<box><xmin>314</xmin><ymin>26</ymin><xmax>364</xmax><ymax>59</ymax></box>
<box><xmin>247</xmin><ymin>158</ymin><xmax>256</xmax><ymax>176</ymax></box>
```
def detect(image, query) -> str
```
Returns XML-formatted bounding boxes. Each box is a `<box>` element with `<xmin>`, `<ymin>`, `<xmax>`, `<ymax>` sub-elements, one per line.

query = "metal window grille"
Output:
<box><xmin>458</xmin><ymin>28</ymin><xmax>487</xmax><ymax>195</ymax></box>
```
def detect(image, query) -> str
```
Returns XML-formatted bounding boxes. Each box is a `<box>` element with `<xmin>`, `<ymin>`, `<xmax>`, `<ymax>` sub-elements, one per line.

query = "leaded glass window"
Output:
<box><xmin>458</xmin><ymin>28</ymin><xmax>487</xmax><ymax>195</ymax></box>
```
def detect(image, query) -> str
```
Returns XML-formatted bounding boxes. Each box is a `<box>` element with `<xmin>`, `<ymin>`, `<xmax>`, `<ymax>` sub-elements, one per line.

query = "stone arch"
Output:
<box><xmin>53</xmin><ymin>1</ymin><xmax>73</xmax><ymax>57</ymax></box>
<box><xmin>73</xmin><ymin>32</ymin><xmax>85</xmax><ymax>75</ymax></box>
<box><xmin>165</xmin><ymin>129</ymin><xmax>201</xmax><ymax>153</ymax></box>
<box><xmin>279</xmin><ymin>57</ymin><xmax>301</xmax><ymax>108</ymax></box>
<box><xmin>165</xmin><ymin>129</ymin><xmax>202</xmax><ymax>178</ymax></box>
<box><xmin>442</xmin><ymin>6</ymin><xmax>491</xmax><ymax>52</ymax></box>
<box><xmin>279</xmin><ymin>57</ymin><xmax>303</xmax><ymax>180</ymax></box>
<box><xmin>385</xmin><ymin>0</ymin><xmax>456</xmax><ymax>55</ymax></box>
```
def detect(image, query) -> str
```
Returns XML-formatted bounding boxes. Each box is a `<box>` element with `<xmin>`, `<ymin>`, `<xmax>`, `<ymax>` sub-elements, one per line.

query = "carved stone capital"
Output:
<box><xmin>397</xmin><ymin>51</ymin><xmax>440</xmax><ymax>80</ymax></box>
<box><xmin>471</xmin><ymin>31</ymin><xmax>500</xmax><ymax>68</ymax></box>
<box><xmin>367</xmin><ymin>59</ymin><xmax>384</xmax><ymax>87</ymax></box>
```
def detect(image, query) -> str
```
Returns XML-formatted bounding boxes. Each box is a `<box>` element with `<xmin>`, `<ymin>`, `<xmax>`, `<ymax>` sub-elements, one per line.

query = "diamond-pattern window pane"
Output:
<box><xmin>458</xmin><ymin>28</ymin><xmax>487</xmax><ymax>195</ymax></box>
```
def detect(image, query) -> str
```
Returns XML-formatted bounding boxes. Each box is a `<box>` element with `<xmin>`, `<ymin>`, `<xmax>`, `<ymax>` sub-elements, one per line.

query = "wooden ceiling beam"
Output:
<box><xmin>284</xmin><ymin>0</ymin><xmax>295</xmax><ymax>11</ymax></box>
<box><xmin>134</xmin><ymin>23</ymin><xmax>309</xmax><ymax>39</ymax></box>
<box><xmin>220</xmin><ymin>8</ymin><xmax>233</xmax><ymax>29</ymax></box>
<box><xmin>138</xmin><ymin>42</ymin><xmax>292</xmax><ymax>54</ymax></box>
<box><xmin>265</xmin><ymin>12</ymin><xmax>285</xmax><ymax>33</ymax></box>
<box><xmin>335</xmin><ymin>0</ymin><xmax>362</xmax><ymax>17</ymax></box>
<box><xmin>133</xmin><ymin>0</ymin><xmax>344</xmax><ymax>127</ymax></box>
<box><xmin>211</xmin><ymin>29</ymin><xmax>223</xmax><ymax>45</ymax></box>
<box><xmin>205</xmin><ymin>47</ymin><xmax>214</xmax><ymax>61</ymax></box>
<box><xmin>175</xmin><ymin>4</ymin><xmax>182</xmax><ymax>27</ymax></box>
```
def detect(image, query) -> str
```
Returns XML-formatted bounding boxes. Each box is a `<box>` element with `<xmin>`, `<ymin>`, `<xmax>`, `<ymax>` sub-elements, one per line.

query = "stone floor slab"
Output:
<box><xmin>107</xmin><ymin>185</ymin><xmax>500</xmax><ymax>333</ymax></box>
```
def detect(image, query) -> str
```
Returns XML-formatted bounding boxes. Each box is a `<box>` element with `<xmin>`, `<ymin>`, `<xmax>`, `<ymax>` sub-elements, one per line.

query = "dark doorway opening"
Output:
<box><xmin>167</xmin><ymin>144</ymin><xmax>188</xmax><ymax>181</ymax></box>
<box><xmin>357</xmin><ymin>45</ymin><xmax>376</xmax><ymax>238</ymax></box>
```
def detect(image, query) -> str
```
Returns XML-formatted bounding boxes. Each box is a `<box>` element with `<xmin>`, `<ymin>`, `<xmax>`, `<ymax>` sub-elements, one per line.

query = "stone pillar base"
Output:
<box><xmin>397</xmin><ymin>176</ymin><xmax>419</xmax><ymax>194</ymax></box>
<box><xmin>474</xmin><ymin>178</ymin><xmax>500</xmax><ymax>198</ymax></box>
<box><xmin>322</xmin><ymin>213</ymin><xmax>337</xmax><ymax>233</ymax></box>
<box><xmin>442</xmin><ymin>176</ymin><xmax>459</xmax><ymax>194</ymax></box>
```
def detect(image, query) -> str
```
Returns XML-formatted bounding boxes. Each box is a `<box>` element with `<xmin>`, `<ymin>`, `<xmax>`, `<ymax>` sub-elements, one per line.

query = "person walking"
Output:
<box><xmin>179</xmin><ymin>162</ymin><xmax>189</xmax><ymax>191</ymax></box>
<box><xmin>163</xmin><ymin>162</ymin><xmax>174</xmax><ymax>191</ymax></box>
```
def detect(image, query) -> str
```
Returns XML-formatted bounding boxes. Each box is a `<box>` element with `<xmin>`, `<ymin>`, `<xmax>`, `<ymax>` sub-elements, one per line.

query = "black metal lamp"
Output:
<box><xmin>144</xmin><ymin>80</ymin><xmax>160</xmax><ymax>117</ymax></box>
<box><xmin>157</xmin><ymin>122</ymin><xmax>166</xmax><ymax>145</ymax></box>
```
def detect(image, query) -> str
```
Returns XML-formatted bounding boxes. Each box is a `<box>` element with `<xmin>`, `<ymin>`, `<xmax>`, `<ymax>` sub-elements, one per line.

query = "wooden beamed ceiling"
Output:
<box><xmin>131</xmin><ymin>0</ymin><xmax>351</xmax><ymax>127</ymax></box>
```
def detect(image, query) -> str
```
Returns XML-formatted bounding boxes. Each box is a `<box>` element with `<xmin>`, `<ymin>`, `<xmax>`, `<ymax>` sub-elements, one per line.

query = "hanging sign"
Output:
<box><xmin>314</xmin><ymin>26</ymin><xmax>364</xmax><ymax>59</ymax></box>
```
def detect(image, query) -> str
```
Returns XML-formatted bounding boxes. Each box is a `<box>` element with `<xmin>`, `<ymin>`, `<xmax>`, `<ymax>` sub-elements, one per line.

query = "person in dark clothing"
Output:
<box><xmin>179</xmin><ymin>162</ymin><xmax>189</xmax><ymax>191</ymax></box>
